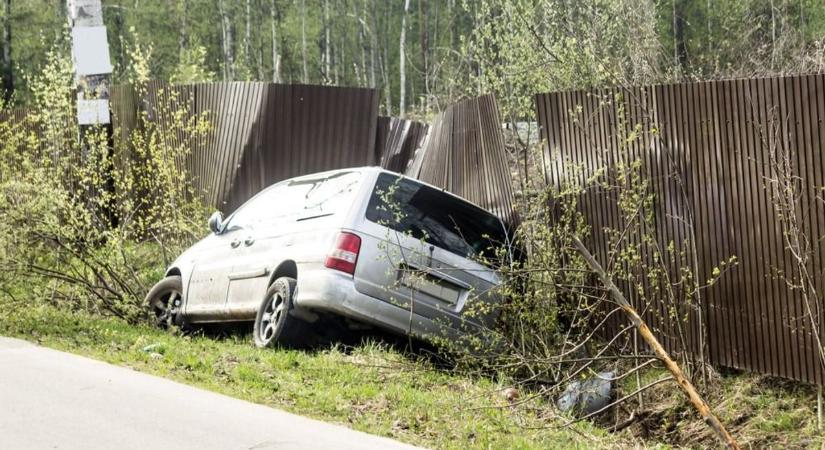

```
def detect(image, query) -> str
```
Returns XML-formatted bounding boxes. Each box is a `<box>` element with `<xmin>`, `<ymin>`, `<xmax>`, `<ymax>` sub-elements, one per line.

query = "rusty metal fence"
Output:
<box><xmin>536</xmin><ymin>74</ymin><xmax>825</xmax><ymax>385</ymax></box>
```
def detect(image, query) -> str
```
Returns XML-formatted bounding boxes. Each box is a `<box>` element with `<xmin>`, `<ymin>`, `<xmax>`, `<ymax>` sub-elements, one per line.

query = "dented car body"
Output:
<box><xmin>146</xmin><ymin>167</ymin><xmax>508</xmax><ymax>347</ymax></box>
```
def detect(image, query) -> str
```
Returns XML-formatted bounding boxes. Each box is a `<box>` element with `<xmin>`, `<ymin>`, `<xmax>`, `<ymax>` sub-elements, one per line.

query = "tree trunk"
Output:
<box><xmin>419</xmin><ymin>0</ymin><xmax>429</xmax><ymax>112</ymax></box>
<box><xmin>770</xmin><ymin>0</ymin><xmax>776</xmax><ymax>70</ymax></box>
<box><xmin>323</xmin><ymin>0</ymin><xmax>330</xmax><ymax>84</ymax></box>
<box><xmin>179</xmin><ymin>0</ymin><xmax>189</xmax><ymax>52</ymax></box>
<box><xmin>301</xmin><ymin>0</ymin><xmax>308</xmax><ymax>83</ymax></box>
<box><xmin>1</xmin><ymin>0</ymin><xmax>12</xmax><ymax>101</ymax></box>
<box><xmin>372</xmin><ymin>0</ymin><xmax>389</xmax><ymax>114</ymax></box>
<box><xmin>672</xmin><ymin>0</ymin><xmax>687</xmax><ymax>73</ymax></box>
<box><xmin>334</xmin><ymin>39</ymin><xmax>340</xmax><ymax>85</ymax></box>
<box><xmin>218</xmin><ymin>0</ymin><xmax>235</xmax><ymax>80</ymax></box>
<box><xmin>218</xmin><ymin>0</ymin><xmax>226</xmax><ymax>80</ymax></box>
<box><xmin>244</xmin><ymin>0</ymin><xmax>252</xmax><ymax>74</ymax></box>
<box><xmin>257</xmin><ymin>8</ymin><xmax>265</xmax><ymax>82</ymax></box>
<box><xmin>399</xmin><ymin>0</ymin><xmax>410</xmax><ymax>116</ymax></box>
<box><xmin>355</xmin><ymin>0</ymin><xmax>365</xmax><ymax>86</ymax></box>
<box><xmin>368</xmin><ymin>0</ymin><xmax>376</xmax><ymax>88</ymax></box>
<box><xmin>270</xmin><ymin>0</ymin><xmax>281</xmax><ymax>83</ymax></box>
<box><xmin>448</xmin><ymin>0</ymin><xmax>454</xmax><ymax>53</ymax></box>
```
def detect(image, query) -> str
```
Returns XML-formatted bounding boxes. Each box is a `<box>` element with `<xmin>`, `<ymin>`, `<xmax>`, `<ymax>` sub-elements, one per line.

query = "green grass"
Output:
<box><xmin>0</xmin><ymin>305</ymin><xmax>628</xmax><ymax>449</ymax></box>
<box><xmin>5</xmin><ymin>304</ymin><xmax>820</xmax><ymax>449</ymax></box>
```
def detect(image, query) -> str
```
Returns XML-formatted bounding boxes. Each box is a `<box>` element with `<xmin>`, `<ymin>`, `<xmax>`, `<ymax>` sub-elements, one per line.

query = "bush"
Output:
<box><xmin>0</xmin><ymin>47</ymin><xmax>210</xmax><ymax>322</ymax></box>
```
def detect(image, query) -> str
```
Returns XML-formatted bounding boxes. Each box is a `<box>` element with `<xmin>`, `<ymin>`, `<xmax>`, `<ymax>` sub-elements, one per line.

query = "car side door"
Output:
<box><xmin>185</xmin><ymin>183</ymin><xmax>289</xmax><ymax>321</ymax></box>
<box><xmin>184</xmin><ymin>225</ymin><xmax>247</xmax><ymax>320</ymax></box>
<box><xmin>223</xmin><ymin>221</ymin><xmax>278</xmax><ymax>319</ymax></box>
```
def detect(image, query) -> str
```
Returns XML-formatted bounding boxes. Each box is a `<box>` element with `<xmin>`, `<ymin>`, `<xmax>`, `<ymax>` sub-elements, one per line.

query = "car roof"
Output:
<box><xmin>287</xmin><ymin>166</ymin><xmax>501</xmax><ymax>223</ymax></box>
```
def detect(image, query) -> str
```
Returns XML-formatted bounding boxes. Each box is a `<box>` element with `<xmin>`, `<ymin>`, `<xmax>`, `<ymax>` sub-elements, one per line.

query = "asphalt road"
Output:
<box><xmin>0</xmin><ymin>337</ymin><xmax>422</xmax><ymax>450</ymax></box>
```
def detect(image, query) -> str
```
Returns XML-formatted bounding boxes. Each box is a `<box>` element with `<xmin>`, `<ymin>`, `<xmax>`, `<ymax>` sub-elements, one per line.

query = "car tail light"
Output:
<box><xmin>324</xmin><ymin>232</ymin><xmax>361</xmax><ymax>275</ymax></box>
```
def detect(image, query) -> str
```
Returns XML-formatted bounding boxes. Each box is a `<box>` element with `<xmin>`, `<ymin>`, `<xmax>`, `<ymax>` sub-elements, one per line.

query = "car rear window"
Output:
<box><xmin>366</xmin><ymin>173</ymin><xmax>507</xmax><ymax>261</ymax></box>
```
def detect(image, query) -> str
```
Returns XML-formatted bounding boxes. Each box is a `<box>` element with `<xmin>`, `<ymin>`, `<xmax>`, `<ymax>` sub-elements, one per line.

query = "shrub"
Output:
<box><xmin>0</xmin><ymin>47</ymin><xmax>210</xmax><ymax>322</ymax></box>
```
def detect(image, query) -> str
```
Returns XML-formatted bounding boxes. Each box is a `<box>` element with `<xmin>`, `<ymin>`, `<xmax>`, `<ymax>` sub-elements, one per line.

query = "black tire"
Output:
<box><xmin>145</xmin><ymin>275</ymin><xmax>185</xmax><ymax>329</ymax></box>
<box><xmin>253</xmin><ymin>277</ymin><xmax>310</xmax><ymax>348</ymax></box>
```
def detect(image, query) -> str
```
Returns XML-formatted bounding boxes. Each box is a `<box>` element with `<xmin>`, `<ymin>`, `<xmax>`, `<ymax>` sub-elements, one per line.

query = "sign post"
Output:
<box><xmin>68</xmin><ymin>0</ymin><xmax>112</xmax><ymax>126</ymax></box>
<box><xmin>68</xmin><ymin>0</ymin><xmax>117</xmax><ymax>227</ymax></box>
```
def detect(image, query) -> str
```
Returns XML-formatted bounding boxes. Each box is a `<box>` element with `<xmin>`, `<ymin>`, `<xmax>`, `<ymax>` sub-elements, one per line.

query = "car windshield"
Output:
<box><xmin>365</xmin><ymin>173</ymin><xmax>507</xmax><ymax>261</ymax></box>
<box><xmin>225</xmin><ymin>171</ymin><xmax>362</xmax><ymax>229</ymax></box>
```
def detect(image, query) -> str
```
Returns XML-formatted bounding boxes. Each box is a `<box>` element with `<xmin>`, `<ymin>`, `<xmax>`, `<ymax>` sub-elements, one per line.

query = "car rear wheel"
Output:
<box><xmin>145</xmin><ymin>275</ymin><xmax>184</xmax><ymax>329</ymax></box>
<box><xmin>253</xmin><ymin>277</ymin><xmax>310</xmax><ymax>348</ymax></box>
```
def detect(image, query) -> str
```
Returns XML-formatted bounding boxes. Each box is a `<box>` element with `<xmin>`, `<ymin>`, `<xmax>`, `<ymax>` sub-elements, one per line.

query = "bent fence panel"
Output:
<box><xmin>536</xmin><ymin>74</ymin><xmax>825</xmax><ymax>385</ymax></box>
<box><xmin>375</xmin><ymin>116</ymin><xmax>428</xmax><ymax>173</ymax></box>
<box><xmin>140</xmin><ymin>82</ymin><xmax>380</xmax><ymax>212</ymax></box>
<box><xmin>3</xmin><ymin>82</ymin><xmax>518</xmax><ymax>257</ymax></box>
<box><xmin>411</xmin><ymin>95</ymin><xmax>518</xmax><ymax>227</ymax></box>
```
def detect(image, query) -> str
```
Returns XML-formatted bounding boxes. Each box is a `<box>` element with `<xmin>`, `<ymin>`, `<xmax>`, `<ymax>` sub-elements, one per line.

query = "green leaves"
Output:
<box><xmin>0</xmin><ymin>46</ymin><xmax>210</xmax><ymax>323</ymax></box>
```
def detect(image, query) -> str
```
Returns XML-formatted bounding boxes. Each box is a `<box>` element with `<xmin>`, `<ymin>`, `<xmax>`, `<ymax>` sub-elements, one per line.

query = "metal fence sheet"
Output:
<box><xmin>140</xmin><ymin>82</ymin><xmax>380</xmax><ymax>212</ymax></box>
<box><xmin>409</xmin><ymin>95</ymin><xmax>517</xmax><ymax>226</ymax></box>
<box><xmin>536</xmin><ymin>74</ymin><xmax>825</xmax><ymax>385</ymax></box>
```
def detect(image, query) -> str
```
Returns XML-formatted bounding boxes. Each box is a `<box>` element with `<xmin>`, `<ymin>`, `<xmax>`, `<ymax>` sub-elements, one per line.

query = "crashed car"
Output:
<box><xmin>144</xmin><ymin>167</ymin><xmax>508</xmax><ymax>348</ymax></box>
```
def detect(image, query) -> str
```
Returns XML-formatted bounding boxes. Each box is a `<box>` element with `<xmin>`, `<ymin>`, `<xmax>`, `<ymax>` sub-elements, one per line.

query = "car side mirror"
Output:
<box><xmin>208</xmin><ymin>211</ymin><xmax>224</xmax><ymax>234</ymax></box>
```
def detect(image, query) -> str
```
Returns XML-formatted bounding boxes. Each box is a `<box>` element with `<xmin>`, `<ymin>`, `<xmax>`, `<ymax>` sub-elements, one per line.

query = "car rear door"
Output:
<box><xmin>353</xmin><ymin>173</ymin><xmax>507</xmax><ymax>333</ymax></box>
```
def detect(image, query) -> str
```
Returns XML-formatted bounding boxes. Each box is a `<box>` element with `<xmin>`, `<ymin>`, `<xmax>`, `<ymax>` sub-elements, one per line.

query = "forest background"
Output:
<box><xmin>2</xmin><ymin>0</ymin><xmax>825</xmax><ymax>121</ymax></box>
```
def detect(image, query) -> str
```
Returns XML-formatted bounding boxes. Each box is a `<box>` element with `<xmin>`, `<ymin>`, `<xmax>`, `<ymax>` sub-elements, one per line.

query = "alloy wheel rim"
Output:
<box><xmin>260</xmin><ymin>293</ymin><xmax>285</xmax><ymax>343</ymax></box>
<box><xmin>152</xmin><ymin>290</ymin><xmax>181</xmax><ymax>327</ymax></box>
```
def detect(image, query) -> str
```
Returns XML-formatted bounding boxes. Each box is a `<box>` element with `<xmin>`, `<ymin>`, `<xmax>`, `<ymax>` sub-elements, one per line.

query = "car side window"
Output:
<box><xmin>222</xmin><ymin>185</ymin><xmax>286</xmax><ymax>230</ymax></box>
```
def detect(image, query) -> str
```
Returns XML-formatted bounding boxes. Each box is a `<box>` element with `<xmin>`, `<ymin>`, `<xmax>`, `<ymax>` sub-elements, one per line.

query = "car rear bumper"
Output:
<box><xmin>294</xmin><ymin>268</ymin><xmax>462</xmax><ymax>340</ymax></box>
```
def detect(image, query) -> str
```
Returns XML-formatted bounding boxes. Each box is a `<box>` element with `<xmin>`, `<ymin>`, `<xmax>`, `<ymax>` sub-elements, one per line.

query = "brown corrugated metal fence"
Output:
<box><xmin>375</xmin><ymin>116</ymin><xmax>429</xmax><ymax>173</ymax></box>
<box><xmin>3</xmin><ymin>82</ymin><xmax>516</xmax><ymax>227</ymax></box>
<box><xmin>139</xmin><ymin>81</ymin><xmax>380</xmax><ymax>212</ymax></box>
<box><xmin>536</xmin><ymin>74</ymin><xmax>825</xmax><ymax>385</ymax></box>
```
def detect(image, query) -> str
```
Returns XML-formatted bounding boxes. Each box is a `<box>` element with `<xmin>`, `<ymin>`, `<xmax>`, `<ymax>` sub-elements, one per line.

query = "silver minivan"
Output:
<box><xmin>145</xmin><ymin>167</ymin><xmax>508</xmax><ymax>348</ymax></box>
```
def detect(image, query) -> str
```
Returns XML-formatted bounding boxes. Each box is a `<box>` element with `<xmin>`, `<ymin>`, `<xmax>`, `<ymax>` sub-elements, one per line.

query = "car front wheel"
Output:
<box><xmin>145</xmin><ymin>275</ymin><xmax>184</xmax><ymax>329</ymax></box>
<box><xmin>253</xmin><ymin>277</ymin><xmax>310</xmax><ymax>348</ymax></box>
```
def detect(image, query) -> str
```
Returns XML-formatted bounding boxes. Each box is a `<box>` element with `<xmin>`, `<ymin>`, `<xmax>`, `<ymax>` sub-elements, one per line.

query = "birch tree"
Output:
<box><xmin>179</xmin><ymin>0</ymin><xmax>189</xmax><ymax>52</ymax></box>
<box><xmin>399</xmin><ymin>0</ymin><xmax>410</xmax><ymax>116</ymax></box>
<box><xmin>323</xmin><ymin>0</ymin><xmax>330</xmax><ymax>84</ymax></box>
<box><xmin>301</xmin><ymin>0</ymin><xmax>307</xmax><ymax>83</ymax></box>
<box><xmin>217</xmin><ymin>0</ymin><xmax>235</xmax><ymax>80</ymax></box>
<box><xmin>270</xmin><ymin>0</ymin><xmax>281</xmax><ymax>82</ymax></box>
<box><xmin>1</xmin><ymin>0</ymin><xmax>11</xmax><ymax>100</ymax></box>
<box><xmin>244</xmin><ymin>0</ymin><xmax>252</xmax><ymax>73</ymax></box>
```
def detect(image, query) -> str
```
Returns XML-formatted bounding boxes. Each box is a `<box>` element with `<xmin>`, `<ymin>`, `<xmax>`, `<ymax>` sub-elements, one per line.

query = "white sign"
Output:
<box><xmin>77</xmin><ymin>99</ymin><xmax>110</xmax><ymax>125</ymax></box>
<box><xmin>71</xmin><ymin>26</ymin><xmax>113</xmax><ymax>76</ymax></box>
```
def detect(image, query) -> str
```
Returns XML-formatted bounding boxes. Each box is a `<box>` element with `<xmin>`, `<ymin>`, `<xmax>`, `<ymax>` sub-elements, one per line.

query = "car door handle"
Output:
<box><xmin>244</xmin><ymin>237</ymin><xmax>255</xmax><ymax>246</ymax></box>
<box><xmin>230</xmin><ymin>239</ymin><xmax>241</xmax><ymax>248</ymax></box>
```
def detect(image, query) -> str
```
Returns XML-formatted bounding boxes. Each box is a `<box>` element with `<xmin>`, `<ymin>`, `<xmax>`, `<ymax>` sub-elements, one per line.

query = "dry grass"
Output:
<box><xmin>622</xmin><ymin>367</ymin><xmax>824</xmax><ymax>449</ymax></box>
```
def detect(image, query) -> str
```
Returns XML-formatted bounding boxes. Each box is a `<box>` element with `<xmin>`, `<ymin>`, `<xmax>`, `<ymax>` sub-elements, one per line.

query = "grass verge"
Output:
<box><xmin>0</xmin><ymin>305</ymin><xmax>629</xmax><ymax>449</ymax></box>
<box><xmin>3</xmin><ymin>305</ymin><xmax>821</xmax><ymax>449</ymax></box>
